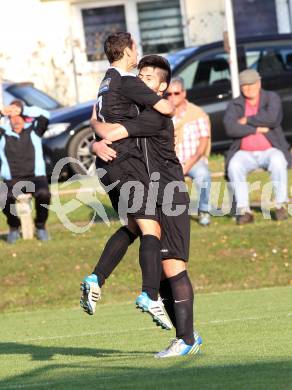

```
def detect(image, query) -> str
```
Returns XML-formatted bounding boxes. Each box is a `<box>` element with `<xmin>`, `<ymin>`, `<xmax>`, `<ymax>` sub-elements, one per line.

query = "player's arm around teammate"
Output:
<box><xmin>91</xmin><ymin>55</ymin><xmax>202</xmax><ymax>358</ymax></box>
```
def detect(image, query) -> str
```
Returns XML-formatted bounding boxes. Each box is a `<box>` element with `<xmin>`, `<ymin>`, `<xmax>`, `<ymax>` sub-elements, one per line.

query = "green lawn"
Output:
<box><xmin>0</xmin><ymin>286</ymin><xmax>291</xmax><ymax>389</ymax></box>
<box><xmin>0</xmin><ymin>210</ymin><xmax>291</xmax><ymax>312</ymax></box>
<box><xmin>0</xmin><ymin>158</ymin><xmax>292</xmax><ymax>389</ymax></box>
<box><xmin>0</xmin><ymin>161</ymin><xmax>292</xmax><ymax>312</ymax></box>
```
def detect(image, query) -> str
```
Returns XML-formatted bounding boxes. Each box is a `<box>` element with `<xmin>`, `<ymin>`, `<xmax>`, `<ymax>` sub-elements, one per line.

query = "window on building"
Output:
<box><xmin>81</xmin><ymin>5</ymin><xmax>127</xmax><ymax>62</ymax></box>
<box><xmin>137</xmin><ymin>0</ymin><xmax>184</xmax><ymax>54</ymax></box>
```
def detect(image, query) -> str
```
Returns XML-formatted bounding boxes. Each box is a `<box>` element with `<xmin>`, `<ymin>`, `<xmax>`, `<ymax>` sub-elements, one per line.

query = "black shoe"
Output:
<box><xmin>236</xmin><ymin>212</ymin><xmax>254</xmax><ymax>225</ymax></box>
<box><xmin>274</xmin><ymin>207</ymin><xmax>288</xmax><ymax>221</ymax></box>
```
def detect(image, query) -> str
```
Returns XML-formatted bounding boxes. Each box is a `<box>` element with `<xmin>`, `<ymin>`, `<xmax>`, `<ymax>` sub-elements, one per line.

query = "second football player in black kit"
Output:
<box><xmin>80</xmin><ymin>32</ymin><xmax>174</xmax><ymax>331</ymax></box>
<box><xmin>91</xmin><ymin>54</ymin><xmax>202</xmax><ymax>358</ymax></box>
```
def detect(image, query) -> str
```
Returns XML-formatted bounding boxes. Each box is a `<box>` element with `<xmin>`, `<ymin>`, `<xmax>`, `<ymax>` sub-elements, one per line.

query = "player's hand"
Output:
<box><xmin>182</xmin><ymin>165</ymin><xmax>188</xmax><ymax>176</ymax></box>
<box><xmin>91</xmin><ymin>140</ymin><xmax>117</xmax><ymax>162</ymax></box>
<box><xmin>1</xmin><ymin>106</ymin><xmax>12</xmax><ymax>116</ymax></box>
<box><xmin>182</xmin><ymin>160</ymin><xmax>192</xmax><ymax>176</ymax></box>
<box><xmin>256</xmin><ymin>126</ymin><xmax>269</xmax><ymax>134</ymax></box>
<box><xmin>1</xmin><ymin>105</ymin><xmax>22</xmax><ymax>117</ymax></box>
<box><xmin>238</xmin><ymin>116</ymin><xmax>247</xmax><ymax>125</ymax></box>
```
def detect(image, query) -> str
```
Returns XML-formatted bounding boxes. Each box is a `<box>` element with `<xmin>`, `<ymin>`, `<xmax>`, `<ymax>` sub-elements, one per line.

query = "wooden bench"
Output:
<box><xmin>15</xmin><ymin>194</ymin><xmax>34</xmax><ymax>240</ymax></box>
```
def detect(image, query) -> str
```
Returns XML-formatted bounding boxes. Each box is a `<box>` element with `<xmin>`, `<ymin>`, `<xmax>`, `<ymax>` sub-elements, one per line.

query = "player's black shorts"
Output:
<box><xmin>158</xmin><ymin>204</ymin><xmax>190</xmax><ymax>262</ymax></box>
<box><xmin>97</xmin><ymin>157</ymin><xmax>158</xmax><ymax>221</ymax></box>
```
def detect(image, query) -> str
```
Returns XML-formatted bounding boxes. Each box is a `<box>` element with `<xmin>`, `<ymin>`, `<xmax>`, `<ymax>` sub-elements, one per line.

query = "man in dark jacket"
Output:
<box><xmin>0</xmin><ymin>101</ymin><xmax>51</xmax><ymax>243</ymax></box>
<box><xmin>224</xmin><ymin>69</ymin><xmax>291</xmax><ymax>224</ymax></box>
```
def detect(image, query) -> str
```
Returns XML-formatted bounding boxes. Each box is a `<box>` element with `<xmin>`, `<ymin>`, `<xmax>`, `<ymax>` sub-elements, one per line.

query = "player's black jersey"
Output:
<box><xmin>122</xmin><ymin>108</ymin><xmax>189</xmax><ymax>205</ymax></box>
<box><xmin>96</xmin><ymin>67</ymin><xmax>162</xmax><ymax>166</ymax></box>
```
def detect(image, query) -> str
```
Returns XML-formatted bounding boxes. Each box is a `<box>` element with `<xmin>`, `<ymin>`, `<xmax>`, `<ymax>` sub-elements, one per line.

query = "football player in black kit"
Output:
<box><xmin>80</xmin><ymin>32</ymin><xmax>173</xmax><ymax>331</ymax></box>
<box><xmin>90</xmin><ymin>53</ymin><xmax>202</xmax><ymax>358</ymax></box>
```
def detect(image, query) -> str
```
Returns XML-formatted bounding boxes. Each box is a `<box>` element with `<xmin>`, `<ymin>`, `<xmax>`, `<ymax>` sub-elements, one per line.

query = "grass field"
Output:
<box><xmin>0</xmin><ymin>286</ymin><xmax>291</xmax><ymax>390</ymax></box>
<box><xmin>0</xmin><ymin>208</ymin><xmax>292</xmax><ymax>312</ymax></box>
<box><xmin>0</xmin><ymin>157</ymin><xmax>292</xmax><ymax>389</ymax></box>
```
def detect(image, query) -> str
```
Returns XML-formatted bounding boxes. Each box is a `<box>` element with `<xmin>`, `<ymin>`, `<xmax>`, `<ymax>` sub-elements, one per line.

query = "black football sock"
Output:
<box><xmin>93</xmin><ymin>226</ymin><xmax>137</xmax><ymax>287</ymax></box>
<box><xmin>168</xmin><ymin>270</ymin><xmax>194</xmax><ymax>345</ymax></box>
<box><xmin>159</xmin><ymin>278</ymin><xmax>176</xmax><ymax>328</ymax></box>
<box><xmin>139</xmin><ymin>234</ymin><xmax>161</xmax><ymax>301</ymax></box>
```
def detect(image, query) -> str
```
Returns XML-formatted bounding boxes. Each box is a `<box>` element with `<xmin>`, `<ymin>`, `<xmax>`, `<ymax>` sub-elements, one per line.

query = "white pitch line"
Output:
<box><xmin>202</xmin><ymin>312</ymin><xmax>292</xmax><ymax>325</ymax></box>
<box><xmin>0</xmin><ymin>367</ymin><xmax>198</xmax><ymax>390</ymax></box>
<box><xmin>2</xmin><ymin>327</ymin><xmax>153</xmax><ymax>344</ymax></box>
<box><xmin>2</xmin><ymin>382</ymin><xmax>56</xmax><ymax>389</ymax></box>
<box><xmin>2</xmin><ymin>313</ymin><xmax>291</xmax><ymax>344</ymax></box>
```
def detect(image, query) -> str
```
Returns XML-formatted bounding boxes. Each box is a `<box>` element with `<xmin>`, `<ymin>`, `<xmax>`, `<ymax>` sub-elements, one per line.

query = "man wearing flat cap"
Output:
<box><xmin>224</xmin><ymin>69</ymin><xmax>291</xmax><ymax>224</ymax></box>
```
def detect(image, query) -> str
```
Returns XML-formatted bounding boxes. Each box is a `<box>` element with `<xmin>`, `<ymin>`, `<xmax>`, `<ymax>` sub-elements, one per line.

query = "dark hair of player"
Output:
<box><xmin>10</xmin><ymin>100</ymin><xmax>24</xmax><ymax>110</ymax></box>
<box><xmin>104</xmin><ymin>32</ymin><xmax>134</xmax><ymax>63</ymax></box>
<box><xmin>138</xmin><ymin>55</ymin><xmax>172</xmax><ymax>87</ymax></box>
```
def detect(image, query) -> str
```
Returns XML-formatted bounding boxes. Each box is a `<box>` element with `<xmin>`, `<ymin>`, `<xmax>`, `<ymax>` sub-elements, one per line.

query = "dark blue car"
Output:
<box><xmin>3</xmin><ymin>34</ymin><xmax>292</xmax><ymax>178</ymax></box>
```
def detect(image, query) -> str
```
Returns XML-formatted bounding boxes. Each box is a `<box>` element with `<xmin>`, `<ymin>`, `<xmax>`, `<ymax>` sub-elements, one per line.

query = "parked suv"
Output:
<box><xmin>167</xmin><ymin>34</ymin><xmax>292</xmax><ymax>151</ymax></box>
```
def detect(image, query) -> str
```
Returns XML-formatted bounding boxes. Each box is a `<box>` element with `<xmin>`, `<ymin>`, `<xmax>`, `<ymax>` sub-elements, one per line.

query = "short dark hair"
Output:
<box><xmin>104</xmin><ymin>32</ymin><xmax>133</xmax><ymax>63</ymax></box>
<box><xmin>10</xmin><ymin>100</ymin><xmax>24</xmax><ymax>110</ymax></box>
<box><xmin>138</xmin><ymin>55</ymin><xmax>172</xmax><ymax>86</ymax></box>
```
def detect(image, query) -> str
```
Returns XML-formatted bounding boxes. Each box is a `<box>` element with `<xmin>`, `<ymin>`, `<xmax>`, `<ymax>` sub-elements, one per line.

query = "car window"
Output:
<box><xmin>246</xmin><ymin>50</ymin><xmax>261</xmax><ymax>69</ymax></box>
<box><xmin>177</xmin><ymin>61</ymin><xmax>199</xmax><ymax>89</ymax></box>
<box><xmin>6</xmin><ymin>85</ymin><xmax>62</xmax><ymax>110</ymax></box>
<box><xmin>175</xmin><ymin>52</ymin><xmax>230</xmax><ymax>90</ymax></box>
<box><xmin>246</xmin><ymin>46</ymin><xmax>292</xmax><ymax>76</ymax></box>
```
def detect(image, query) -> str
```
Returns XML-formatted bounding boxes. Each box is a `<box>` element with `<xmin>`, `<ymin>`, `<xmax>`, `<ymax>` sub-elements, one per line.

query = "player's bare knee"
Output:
<box><xmin>136</xmin><ymin>218</ymin><xmax>160</xmax><ymax>238</ymax></box>
<box><xmin>162</xmin><ymin>259</ymin><xmax>186</xmax><ymax>278</ymax></box>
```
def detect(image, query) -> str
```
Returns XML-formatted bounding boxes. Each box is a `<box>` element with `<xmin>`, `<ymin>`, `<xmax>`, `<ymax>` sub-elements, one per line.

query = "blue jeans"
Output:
<box><xmin>228</xmin><ymin>148</ymin><xmax>288</xmax><ymax>209</ymax></box>
<box><xmin>187</xmin><ymin>160</ymin><xmax>211</xmax><ymax>213</ymax></box>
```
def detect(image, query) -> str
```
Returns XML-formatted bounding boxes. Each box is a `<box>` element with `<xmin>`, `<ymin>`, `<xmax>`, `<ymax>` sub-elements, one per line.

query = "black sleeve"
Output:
<box><xmin>121</xmin><ymin>76</ymin><xmax>162</xmax><ymax>107</ymax></box>
<box><xmin>247</xmin><ymin>92</ymin><xmax>283</xmax><ymax>128</ymax></box>
<box><xmin>223</xmin><ymin>102</ymin><xmax>256</xmax><ymax>139</ymax></box>
<box><xmin>33</xmin><ymin>116</ymin><xmax>49</xmax><ymax>137</ymax></box>
<box><xmin>121</xmin><ymin>109</ymin><xmax>164</xmax><ymax>137</ymax></box>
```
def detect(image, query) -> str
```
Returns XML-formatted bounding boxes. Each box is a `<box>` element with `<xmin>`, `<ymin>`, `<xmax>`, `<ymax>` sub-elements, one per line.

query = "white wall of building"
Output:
<box><xmin>0</xmin><ymin>0</ymin><xmax>79</xmax><ymax>105</ymax></box>
<box><xmin>0</xmin><ymin>0</ymin><xmax>291</xmax><ymax>106</ymax></box>
<box><xmin>183</xmin><ymin>0</ymin><xmax>225</xmax><ymax>45</ymax></box>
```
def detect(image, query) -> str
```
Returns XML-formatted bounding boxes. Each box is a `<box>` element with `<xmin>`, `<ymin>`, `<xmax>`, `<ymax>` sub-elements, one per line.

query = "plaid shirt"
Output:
<box><xmin>174</xmin><ymin>116</ymin><xmax>210</xmax><ymax>164</ymax></box>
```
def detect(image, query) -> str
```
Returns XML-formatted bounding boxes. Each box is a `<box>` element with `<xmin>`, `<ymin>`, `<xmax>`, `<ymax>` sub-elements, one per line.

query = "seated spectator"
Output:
<box><xmin>167</xmin><ymin>77</ymin><xmax>212</xmax><ymax>226</ymax></box>
<box><xmin>0</xmin><ymin>101</ymin><xmax>51</xmax><ymax>243</ymax></box>
<box><xmin>224</xmin><ymin>69</ymin><xmax>291</xmax><ymax>224</ymax></box>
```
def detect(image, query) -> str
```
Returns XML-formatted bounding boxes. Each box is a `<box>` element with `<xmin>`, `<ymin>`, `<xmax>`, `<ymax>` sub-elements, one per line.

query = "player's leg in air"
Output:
<box><xmin>134</xmin><ymin>218</ymin><xmax>172</xmax><ymax>330</ymax></box>
<box><xmin>80</xmin><ymin>215</ymin><xmax>172</xmax><ymax>330</ymax></box>
<box><xmin>79</xmin><ymin>217</ymin><xmax>138</xmax><ymax>316</ymax></box>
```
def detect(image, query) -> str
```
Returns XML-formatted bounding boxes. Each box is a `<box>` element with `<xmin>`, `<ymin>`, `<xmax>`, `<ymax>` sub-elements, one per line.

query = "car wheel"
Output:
<box><xmin>68</xmin><ymin>127</ymin><xmax>96</xmax><ymax>175</ymax></box>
